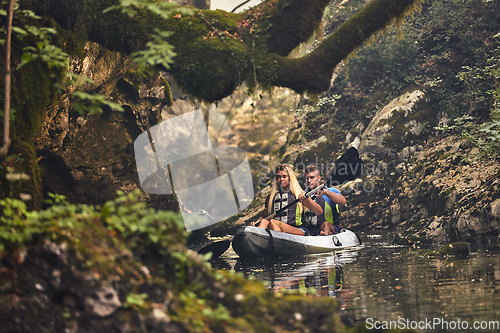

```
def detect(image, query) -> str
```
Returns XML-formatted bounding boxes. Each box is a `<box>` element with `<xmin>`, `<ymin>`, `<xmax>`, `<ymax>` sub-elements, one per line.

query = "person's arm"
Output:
<box><xmin>298</xmin><ymin>192</ymin><xmax>323</xmax><ymax>215</ymax></box>
<box><xmin>254</xmin><ymin>194</ymin><xmax>270</xmax><ymax>224</ymax></box>
<box><xmin>258</xmin><ymin>209</ymin><xmax>268</xmax><ymax>222</ymax></box>
<box><xmin>319</xmin><ymin>188</ymin><xmax>346</xmax><ymax>206</ymax></box>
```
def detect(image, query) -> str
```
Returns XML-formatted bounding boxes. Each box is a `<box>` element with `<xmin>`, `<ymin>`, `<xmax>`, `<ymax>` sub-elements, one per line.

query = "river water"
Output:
<box><xmin>211</xmin><ymin>234</ymin><xmax>500</xmax><ymax>332</ymax></box>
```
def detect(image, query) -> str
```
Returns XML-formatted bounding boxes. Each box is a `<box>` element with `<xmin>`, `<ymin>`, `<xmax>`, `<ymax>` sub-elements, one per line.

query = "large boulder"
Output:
<box><xmin>344</xmin><ymin>135</ymin><xmax>500</xmax><ymax>249</ymax></box>
<box><xmin>35</xmin><ymin>42</ymin><xmax>169</xmax><ymax>206</ymax></box>
<box><xmin>358</xmin><ymin>90</ymin><xmax>430</xmax><ymax>161</ymax></box>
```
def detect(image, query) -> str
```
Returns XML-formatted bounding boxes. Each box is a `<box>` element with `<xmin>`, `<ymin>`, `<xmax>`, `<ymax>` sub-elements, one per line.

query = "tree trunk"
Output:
<box><xmin>0</xmin><ymin>0</ymin><xmax>15</xmax><ymax>160</ymax></box>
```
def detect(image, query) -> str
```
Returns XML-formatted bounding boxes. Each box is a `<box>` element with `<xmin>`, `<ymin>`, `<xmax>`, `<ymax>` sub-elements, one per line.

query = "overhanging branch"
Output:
<box><xmin>269</xmin><ymin>0</ymin><xmax>424</xmax><ymax>94</ymax></box>
<box><xmin>20</xmin><ymin>0</ymin><xmax>424</xmax><ymax>102</ymax></box>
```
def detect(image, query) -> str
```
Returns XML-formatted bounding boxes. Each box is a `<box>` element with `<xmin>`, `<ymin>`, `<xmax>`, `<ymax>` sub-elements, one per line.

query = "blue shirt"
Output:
<box><xmin>323</xmin><ymin>187</ymin><xmax>341</xmax><ymax>207</ymax></box>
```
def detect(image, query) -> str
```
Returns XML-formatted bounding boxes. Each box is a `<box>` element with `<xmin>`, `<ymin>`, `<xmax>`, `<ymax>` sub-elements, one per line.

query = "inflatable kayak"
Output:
<box><xmin>232</xmin><ymin>226</ymin><xmax>361</xmax><ymax>259</ymax></box>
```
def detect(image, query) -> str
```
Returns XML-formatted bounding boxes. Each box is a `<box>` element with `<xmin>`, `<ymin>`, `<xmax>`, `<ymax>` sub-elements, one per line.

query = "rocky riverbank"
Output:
<box><xmin>268</xmin><ymin>87</ymin><xmax>500</xmax><ymax>250</ymax></box>
<box><xmin>344</xmin><ymin>135</ymin><xmax>500</xmax><ymax>249</ymax></box>
<box><xmin>0</xmin><ymin>191</ymin><xmax>349</xmax><ymax>333</ymax></box>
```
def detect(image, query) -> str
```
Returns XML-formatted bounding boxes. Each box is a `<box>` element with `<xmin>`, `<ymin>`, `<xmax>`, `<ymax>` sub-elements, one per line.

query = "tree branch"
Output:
<box><xmin>232</xmin><ymin>0</ymin><xmax>251</xmax><ymax>13</ymax></box>
<box><xmin>21</xmin><ymin>0</ymin><xmax>424</xmax><ymax>102</ymax></box>
<box><xmin>270</xmin><ymin>0</ymin><xmax>424</xmax><ymax>94</ymax></box>
<box><xmin>264</xmin><ymin>0</ymin><xmax>331</xmax><ymax>56</ymax></box>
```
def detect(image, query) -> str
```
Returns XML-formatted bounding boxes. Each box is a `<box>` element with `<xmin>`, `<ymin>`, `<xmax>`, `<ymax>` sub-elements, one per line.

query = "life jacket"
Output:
<box><xmin>270</xmin><ymin>192</ymin><xmax>302</xmax><ymax>227</ymax></box>
<box><xmin>303</xmin><ymin>193</ymin><xmax>326</xmax><ymax>235</ymax></box>
<box><xmin>305</xmin><ymin>188</ymin><xmax>341</xmax><ymax>226</ymax></box>
<box><xmin>324</xmin><ymin>200</ymin><xmax>341</xmax><ymax>225</ymax></box>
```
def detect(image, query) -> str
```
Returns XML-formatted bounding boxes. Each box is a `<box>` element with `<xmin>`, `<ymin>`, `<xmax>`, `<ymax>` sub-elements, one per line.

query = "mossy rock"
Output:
<box><xmin>393</xmin><ymin>233</ymin><xmax>433</xmax><ymax>248</ymax></box>
<box><xmin>436</xmin><ymin>242</ymin><xmax>470</xmax><ymax>258</ymax></box>
<box><xmin>0</xmin><ymin>192</ymin><xmax>361</xmax><ymax>332</ymax></box>
<box><xmin>412</xmin><ymin>242</ymin><xmax>471</xmax><ymax>259</ymax></box>
<box><xmin>359</xmin><ymin>90</ymin><xmax>436</xmax><ymax>160</ymax></box>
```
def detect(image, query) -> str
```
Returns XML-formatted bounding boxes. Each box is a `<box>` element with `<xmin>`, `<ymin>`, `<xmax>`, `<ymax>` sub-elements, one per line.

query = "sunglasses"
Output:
<box><xmin>275</xmin><ymin>174</ymin><xmax>289</xmax><ymax>180</ymax></box>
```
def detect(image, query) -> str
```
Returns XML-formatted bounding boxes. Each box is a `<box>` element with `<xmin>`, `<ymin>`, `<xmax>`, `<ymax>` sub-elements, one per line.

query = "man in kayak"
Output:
<box><xmin>303</xmin><ymin>165</ymin><xmax>346</xmax><ymax>235</ymax></box>
<box><xmin>250</xmin><ymin>164</ymin><xmax>323</xmax><ymax>235</ymax></box>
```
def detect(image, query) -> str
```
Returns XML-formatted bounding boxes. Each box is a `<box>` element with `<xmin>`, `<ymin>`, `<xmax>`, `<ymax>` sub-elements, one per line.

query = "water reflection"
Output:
<box><xmin>212</xmin><ymin>236</ymin><xmax>500</xmax><ymax>332</ymax></box>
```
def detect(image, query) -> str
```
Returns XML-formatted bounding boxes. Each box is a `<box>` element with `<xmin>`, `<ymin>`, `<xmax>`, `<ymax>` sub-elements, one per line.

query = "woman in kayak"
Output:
<box><xmin>251</xmin><ymin>164</ymin><xmax>322</xmax><ymax>235</ymax></box>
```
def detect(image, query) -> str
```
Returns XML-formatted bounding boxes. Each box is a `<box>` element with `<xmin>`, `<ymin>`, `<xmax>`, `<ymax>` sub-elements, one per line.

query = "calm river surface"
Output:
<box><xmin>211</xmin><ymin>234</ymin><xmax>500</xmax><ymax>332</ymax></box>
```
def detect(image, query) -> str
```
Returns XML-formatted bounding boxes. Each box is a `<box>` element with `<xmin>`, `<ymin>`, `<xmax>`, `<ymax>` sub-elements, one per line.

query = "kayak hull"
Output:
<box><xmin>232</xmin><ymin>226</ymin><xmax>361</xmax><ymax>259</ymax></box>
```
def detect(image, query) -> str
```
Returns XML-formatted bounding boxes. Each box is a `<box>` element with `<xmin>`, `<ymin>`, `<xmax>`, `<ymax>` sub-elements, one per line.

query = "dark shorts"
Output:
<box><xmin>299</xmin><ymin>224</ymin><xmax>341</xmax><ymax>236</ymax></box>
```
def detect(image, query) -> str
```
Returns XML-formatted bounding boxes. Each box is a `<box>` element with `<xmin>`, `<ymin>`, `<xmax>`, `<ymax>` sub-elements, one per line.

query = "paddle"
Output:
<box><xmin>262</xmin><ymin>182</ymin><xmax>327</xmax><ymax>221</ymax></box>
<box><xmin>197</xmin><ymin>147</ymin><xmax>364</xmax><ymax>257</ymax></box>
<box><xmin>327</xmin><ymin>147</ymin><xmax>364</xmax><ymax>186</ymax></box>
<box><xmin>197</xmin><ymin>239</ymin><xmax>231</xmax><ymax>258</ymax></box>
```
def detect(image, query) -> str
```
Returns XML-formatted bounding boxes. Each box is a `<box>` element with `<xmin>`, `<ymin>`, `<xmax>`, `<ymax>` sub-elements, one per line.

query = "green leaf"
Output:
<box><xmin>17</xmin><ymin>53</ymin><xmax>32</xmax><ymax>69</ymax></box>
<box><xmin>149</xmin><ymin>234</ymin><xmax>159</xmax><ymax>243</ymax></box>
<box><xmin>131</xmin><ymin>29</ymin><xmax>176</xmax><ymax>70</ymax></box>
<box><xmin>72</xmin><ymin>91</ymin><xmax>124</xmax><ymax>114</ymax></box>
<box><xmin>20</xmin><ymin>10</ymin><xmax>41</xmax><ymax>20</ymax></box>
<box><xmin>12</xmin><ymin>26</ymin><xmax>27</xmax><ymax>36</ymax></box>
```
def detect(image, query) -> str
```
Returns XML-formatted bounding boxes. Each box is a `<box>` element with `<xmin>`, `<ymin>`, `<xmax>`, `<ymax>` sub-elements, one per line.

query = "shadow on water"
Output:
<box><xmin>208</xmin><ymin>235</ymin><xmax>500</xmax><ymax>332</ymax></box>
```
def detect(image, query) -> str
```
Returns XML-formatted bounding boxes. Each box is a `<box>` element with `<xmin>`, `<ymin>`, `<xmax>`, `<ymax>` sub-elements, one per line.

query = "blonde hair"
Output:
<box><xmin>268</xmin><ymin>164</ymin><xmax>304</xmax><ymax>215</ymax></box>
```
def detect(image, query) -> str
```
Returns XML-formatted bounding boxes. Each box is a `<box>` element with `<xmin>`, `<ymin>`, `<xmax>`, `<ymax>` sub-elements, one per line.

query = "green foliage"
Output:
<box><xmin>201</xmin><ymin>303</ymin><xmax>231</xmax><ymax>321</ymax></box>
<box><xmin>436</xmin><ymin>32</ymin><xmax>500</xmax><ymax>155</ymax></box>
<box><xmin>71</xmin><ymin>91</ymin><xmax>124</xmax><ymax>114</ymax></box>
<box><xmin>104</xmin><ymin>0</ymin><xmax>193</xmax><ymax>71</ymax></box>
<box><xmin>316</xmin><ymin>94</ymin><xmax>341</xmax><ymax>108</ymax></box>
<box><xmin>434</xmin><ymin>114</ymin><xmax>477</xmax><ymax>136</ymax></box>
<box><xmin>0</xmin><ymin>198</ymin><xmax>39</xmax><ymax>252</ymax></box>
<box><xmin>55</xmin><ymin>72</ymin><xmax>124</xmax><ymax>114</ymax></box>
<box><xmin>0</xmin><ymin>5</ymin><xmax>68</xmax><ymax>69</ymax></box>
<box><xmin>17</xmin><ymin>26</ymin><xmax>68</xmax><ymax>69</ymax></box>
<box><xmin>104</xmin><ymin>0</ymin><xmax>192</xmax><ymax>20</ymax></box>
<box><xmin>0</xmin><ymin>189</ymin><xmax>184</xmax><ymax>257</ymax></box>
<box><xmin>43</xmin><ymin>192</ymin><xmax>67</xmax><ymax>205</ymax></box>
<box><xmin>0</xmin><ymin>4</ymin><xmax>41</xmax><ymax>45</ymax></box>
<box><xmin>2</xmin><ymin>154</ymin><xmax>24</xmax><ymax>165</ymax></box>
<box><xmin>131</xmin><ymin>29</ymin><xmax>176</xmax><ymax>70</ymax></box>
<box><xmin>476</xmin><ymin>35</ymin><xmax>500</xmax><ymax>154</ymax></box>
<box><xmin>175</xmin><ymin>290</ymin><xmax>232</xmax><ymax>331</ymax></box>
<box><xmin>62</xmin><ymin>307</ymin><xmax>71</xmax><ymax>320</ymax></box>
<box><xmin>326</xmin><ymin>0</ymin><xmax>500</xmax><ymax>128</ymax></box>
<box><xmin>123</xmin><ymin>292</ymin><xmax>149</xmax><ymax>309</ymax></box>
<box><xmin>0</xmin><ymin>186</ymin><xmax>348</xmax><ymax>332</ymax></box>
<box><xmin>1</xmin><ymin>1</ymin><xmax>123</xmax><ymax>118</ymax></box>
<box><xmin>102</xmin><ymin>189</ymin><xmax>185</xmax><ymax>254</ymax></box>
<box><xmin>478</xmin><ymin>108</ymin><xmax>500</xmax><ymax>153</ymax></box>
<box><xmin>0</xmin><ymin>108</ymin><xmax>16</xmax><ymax>122</ymax></box>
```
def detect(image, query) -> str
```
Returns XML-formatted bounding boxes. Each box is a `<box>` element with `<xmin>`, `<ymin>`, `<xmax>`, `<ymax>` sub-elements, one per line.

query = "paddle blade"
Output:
<box><xmin>328</xmin><ymin>148</ymin><xmax>364</xmax><ymax>186</ymax></box>
<box><xmin>197</xmin><ymin>240</ymin><xmax>231</xmax><ymax>258</ymax></box>
<box><xmin>338</xmin><ymin>146</ymin><xmax>360</xmax><ymax>163</ymax></box>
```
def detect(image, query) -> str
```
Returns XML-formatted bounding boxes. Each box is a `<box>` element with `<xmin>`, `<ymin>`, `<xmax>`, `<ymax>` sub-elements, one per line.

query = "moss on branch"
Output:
<box><xmin>253</xmin><ymin>0</ymin><xmax>332</xmax><ymax>56</ymax></box>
